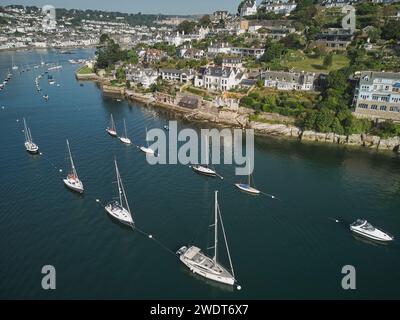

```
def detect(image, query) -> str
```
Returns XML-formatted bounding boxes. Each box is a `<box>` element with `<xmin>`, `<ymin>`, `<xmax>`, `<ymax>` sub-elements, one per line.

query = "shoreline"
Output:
<box><xmin>80</xmin><ymin>72</ymin><xmax>400</xmax><ymax>155</ymax></box>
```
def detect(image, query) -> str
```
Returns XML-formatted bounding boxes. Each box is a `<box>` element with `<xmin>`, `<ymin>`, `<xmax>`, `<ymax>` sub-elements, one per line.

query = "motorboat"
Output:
<box><xmin>350</xmin><ymin>219</ymin><xmax>394</xmax><ymax>242</ymax></box>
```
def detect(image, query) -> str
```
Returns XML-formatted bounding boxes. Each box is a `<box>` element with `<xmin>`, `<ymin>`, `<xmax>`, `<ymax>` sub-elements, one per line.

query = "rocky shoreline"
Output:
<box><xmin>77</xmin><ymin>72</ymin><xmax>400</xmax><ymax>155</ymax></box>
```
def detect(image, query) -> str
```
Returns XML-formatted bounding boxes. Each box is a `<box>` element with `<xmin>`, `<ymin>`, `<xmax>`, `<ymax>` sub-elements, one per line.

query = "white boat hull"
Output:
<box><xmin>235</xmin><ymin>183</ymin><xmax>260</xmax><ymax>195</ymax></box>
<box><xmin>192</xmin><ymin>165</ymin><xmax>216</xmax><ymax>177</ymax></box>
<box><xmin>140</xmin><ymin>146</ymin><xmax>155</xmax><ymax>155</ymax></box>
<box><xmin>25</xmin><ymin>142</ymin><xmax>39</xmax><ymax>154</ymax></box>
<box><xmin>106</xmin><ymin>128</ymin><xmax>117</xmax><ymax>137</ymax></box>
<box><xmin>350</xmin><ymin>227</ymin><xmax>393</xmax><ymax>242</ymax></box>
<box><xmin>119</xmin><ymin>137</ymin><xmax>131</xmax><ymax>145</ymax></box>
<box><xmin>105</xmin><ymin>202</ymin><xmax>134</xmax><ymax>226</ymax></box>
<box><xmin>63</xmin><ymin>178</ymin><xmax>84</xmax><ymax>193</ymax></box>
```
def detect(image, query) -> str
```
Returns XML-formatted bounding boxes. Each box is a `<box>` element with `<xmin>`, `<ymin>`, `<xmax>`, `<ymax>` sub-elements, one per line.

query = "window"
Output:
<box><xmin>380</xmin><ymin>105</ymin><xmax>387</xmax><ymax>111</ymax></box>
<box><xmin>389</xmin><ymin>106</ymin><xmax>399</xmax><ymax>112</ymax></box>
<box><xmin>371</xmin><ymin>105</ymin><xmax>378</xmax><ymax>110</ymax></box>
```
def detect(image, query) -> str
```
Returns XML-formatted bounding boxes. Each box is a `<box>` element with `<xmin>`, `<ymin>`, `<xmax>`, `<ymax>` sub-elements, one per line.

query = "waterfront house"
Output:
<box><xmin>145</xmin><ymin>49</ymin><xmax>166</xmax><ymax>64</ymax></box>
<box><xmin>353</xmin><ymin>71</ymin><xmax>400</xmax><ymax>122</ymax></box>
<box><xmin>125</xmin><ymin>66</ymin><xmax>158</xmax><ymax>89</ymax></box>
<box><xmin>261</xmin><ymin>70</ymin><xmax>316</xmax><ymax>91</ymax></box>
<box><xmin>159</xmin><ymin>68</ymin><xmax>195</xmax><ymax>83</ymax></box>
<box><xmin>259</xmin><ymin>0</ymin><xmax>297</xmax><ymax>15</ymax></box>
<box><xmin>195</xmin><ymin>66</ymin><xmax>246</xmax><ymax>92</ymax></box>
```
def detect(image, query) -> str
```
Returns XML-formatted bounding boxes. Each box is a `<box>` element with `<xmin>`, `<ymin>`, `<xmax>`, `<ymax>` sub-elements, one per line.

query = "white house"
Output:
<box><xmin>126</xmin><ymin>66</ymin><xmax>159</xmax><ymax>88</ymax></box>
<box><xmin>261</xmin><ymin>70</ymin><xmax>316</xmax><ymax>91</ymax></box>
<box><xmin>240</xmin><ymin>1</ymin><xmax>258</xmax><ymax>17</ymax></box>
<box><xmin>259</xmin><ymin>0</ymin><xmax>297</xmax><ymax>15</ymax></box>
<box><xmin>195</xmin><ymin>67</ymin><xmax>246</xmax><ymax>92</ymax></box>
<box><xmin>159</xmin><ymin>68</ymin><xmax>195</xmax><ymax>83</ymax></box>
<box><xmin>208</xmin><ymin>42</ymin><xmax>232</xmax><ymax>55</ymax></box>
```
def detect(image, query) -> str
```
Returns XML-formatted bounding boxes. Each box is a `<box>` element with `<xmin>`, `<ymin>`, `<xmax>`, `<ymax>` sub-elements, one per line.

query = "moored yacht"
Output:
<box><xmin>119</xmin><ymin>119</ymin><xmax>131</xmax><ymax>145</ymax></box>
<box><xmin>177</xmin><ymin>191</ymin><xmax>238</xmax><ymax>287</ymax></box>
<box><xmin>23</xmin><ymin>118</ymin><xmax>39</xmax><ymax>154</ymax></box>
<box><xmin>106</xmin><ymin>114</ymin><xmax>117</xmax><ymax>137</ymax></box>
<box><xmin>104</xmin><ymin>159</ymin><xmax>134</xmax><ymax>227</ymax></box>
<box><xmin>350</xmin><ymin>219</ymin><xmax>394</xmax><ymax>242</ymax></box>
<box><xmin>192</xmin><ymin>136</ymin><xmax>217</xmax><ymax>177</ymax></box>
<box><xmin>140</xmin><ymin>127</ymin><xmax>155</xmax><ymax>154</ymax></box>
<box><xmin>63</xmin><ymin>140</ymin><xmax>84</xmax><ymax>193</ymax></box>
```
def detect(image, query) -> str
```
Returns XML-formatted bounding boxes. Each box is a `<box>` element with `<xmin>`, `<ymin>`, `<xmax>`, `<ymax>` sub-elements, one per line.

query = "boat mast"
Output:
<box><xmin>66</xmin><ymin>139</ymin><xmax>77</xmax><ymax>177</ymax></box>
<box><xmin>213</xmin><ymin>191</ymin><xmax>218</xmax><ymax>263</ymax></box>
<box><xmin>23</xmin><ymin>118</ymin><xmax>30</xmax><ymax>142</ymax></box>
<box><xmin>146</xmin><ymin>127</ymin><xmax>149</xmax><ymax>147</ymax></box>
<box><xmin>114</xmin><ymin>160</ymin><xmax>123</xmax><ymax>206</ymax></box>
<box><xmin>248</xmin><ymin>161</ymin><xmax>251</xmax><ymax>186</ymax></box>
<box><xmin>110</xmin><ymin>114</ymin><xmax>115</xmax><ymax>131</ymax></box>
<box><xmin>124</xmin><ymin>119</ymin><xmax>127</xmax><ymax>138</ymax></box>
<box><xmin>205</xmin><ymin>136</ymin><xmax>209</xmax><ymax>166</ymax></box>
<box><xmin>218</xmin><ymin>195</ymin><xmax>235</xmax><ymax>279</ymax></box>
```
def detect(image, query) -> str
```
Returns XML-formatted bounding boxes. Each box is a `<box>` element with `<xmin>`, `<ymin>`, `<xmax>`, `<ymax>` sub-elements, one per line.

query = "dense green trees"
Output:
<box><xmin>261</xmin><ymin>39</ymin><xmax>286</xmax><ymax>62</ymax></box>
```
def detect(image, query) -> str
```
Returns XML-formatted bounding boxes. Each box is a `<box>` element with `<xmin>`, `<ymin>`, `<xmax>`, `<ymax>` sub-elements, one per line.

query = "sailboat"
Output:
<box><xmin>119</xmin><ymin>119</ymin><xmax>132</xmax><ymax>145</ymax></box>
<box><xmin>106</xmin><ymin>114</ymin><xmax>117</xmax><ymax>137</ymax></box>
<box><xmin>192</xmin><ymin>136</ymin><xmax>217</xmax><ymax>177</ymax></box>
<box><xmin>140</xmin><ymin>127</ymin><xmax>155</xmax><ymax>154</ymax></box>
<box><xmin>105</xmin><ymin>159</ymin><xmax>134</xmax><ymax>227</ymax></box>
<box><xmin>235</xmin><ymin>163</ymin><xmax>260</xmax><ymax>195</ymax></box>
<box><xmin>177</xmin><ymin>191</ymin><xmax>238</xmax><ymax>287</ymax></box>
<box><xmin>63</xmin><ymin>139</ymin><xmax>84</xmax><ymax>193</ymax></box>
<box><xmin>23</xmin><ymin>118</ymin><xmax>39</xmax><ymax>154</ymax></box>
<box><xmin>12</xmin><ymin>56</ymin><xmax>18</xmax><ymax>70</ymax></box>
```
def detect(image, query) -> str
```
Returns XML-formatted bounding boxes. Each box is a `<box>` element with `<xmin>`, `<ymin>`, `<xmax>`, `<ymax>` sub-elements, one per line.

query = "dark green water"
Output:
<box><xmin>0</xmin><ymin>49</ymin><xmax>400</xmax><ymax>299</ymax></box>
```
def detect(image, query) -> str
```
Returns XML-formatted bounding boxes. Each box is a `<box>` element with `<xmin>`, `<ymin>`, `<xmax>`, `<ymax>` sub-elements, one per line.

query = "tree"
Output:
<box><xmin>99</xmin><ymin>34</ymin><xmax>109</xmax><ymax>44</ymax></box>
<box><xmin>199</xmin><ymin>15</ymin><xmax>211</xmax><ymax>27</ymax></box>
<box><xmin>177</xmin><ymin>20</ymin><xmax>196</xmax><ymax>34</ymax></box>
<box><xmin>214</xmin><ymin>54</ymin><xmax>224</xmax><ymax>66</ymax></box>
<box><xmin>302</xmin><ymin>110</ymin><xmax>317</xmax><ymax>130</ymax></box>
<box><xmin>323</xmin><ymin>54</ymin><xmax>333</xmax><ymax>69</ymax></box>
<box><xmin>381</xmin><ymin>20</ymin><xmax>400</xmax><ymax>42</ymax></box>
<box><xmin>315</xmin><ymin>108</ymin><xmax>335</xmax><ymax>133</ymax></box>
<box><xmin>261</xmin><ymin>39</ymin><xmax>286</xmax><ymax>63</ymax></box>
<box><xmin>279</xmin><ymin>33</ymin><xmax>305</xmax><ymax>50</ymax></box>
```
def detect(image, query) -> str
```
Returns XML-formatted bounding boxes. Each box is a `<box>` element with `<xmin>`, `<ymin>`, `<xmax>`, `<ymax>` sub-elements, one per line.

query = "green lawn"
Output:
<box><xmin>77</xmin><ymin>66</ymin><xmax>94</xmax><ymax>75</ymax></box>
<box><xmin>282</xmin><ymin>51</ymin><xmax>349</xmax><ymax>73</ymax></box>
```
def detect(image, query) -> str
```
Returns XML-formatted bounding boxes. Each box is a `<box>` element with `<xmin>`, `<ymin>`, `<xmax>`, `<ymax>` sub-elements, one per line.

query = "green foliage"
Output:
<box><xmin>261</xmin><ymin>39</ymin><xmax>286</xmax><ymax>63</ymax></box>
<box><xmin>381</xmin><ymin>20</ymin><xmax>400</xmax><ymax>42</ymax></box>
<box><xmin>323</xmin><ymin>54</ymin><xmax>333</xmax><ymax>69</ymax></box>
<box><xmin>177</xmin><ymin>20</ymin><xmax>197</xmax><ymax>35</ymax></box>
<box><xmin>199</xmin><ymin>15</ymin><xmax>211</xmax><ymax>27</ymax></box>
<box><xmin>279</xmin><ymin>33</ymin><xmax>305</xmax><ymax>50</ymax></box>
<box><xmin>95</xmin><ymin>36</ymin><xmax>126</xmax><ymax>69</ymax></box>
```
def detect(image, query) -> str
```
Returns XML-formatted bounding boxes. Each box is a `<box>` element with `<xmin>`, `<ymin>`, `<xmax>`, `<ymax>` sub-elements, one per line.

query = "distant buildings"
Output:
<box><xmin>354</xmin><ymin>71</ymin><xmax>400</xmax><ymax>122</ymax></box>
<box><xmin>259</xmin><ymin>0</ymin><xmax>297</xmax><ymax>15</ymax></box>
<box><xmin>261</xmin><ymin>70</ymin><xmax>316</xmax><ymax>91</ymax></box>
<box><xmin>195</xmin><ymin>67</ymin><xmax>246</xmax><ymax>92</ymax></box>
<box><xmin>222</xmin><ymin>57</ymin><xmax>243</xmax><ymax>69</ymax></box>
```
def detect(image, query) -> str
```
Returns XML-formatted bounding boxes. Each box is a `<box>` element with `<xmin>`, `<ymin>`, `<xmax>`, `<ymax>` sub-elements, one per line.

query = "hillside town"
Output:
<box><xmin>3</xmin><ymin>1</ymin><xmax>400</xmax><ymax>145</ymax></box>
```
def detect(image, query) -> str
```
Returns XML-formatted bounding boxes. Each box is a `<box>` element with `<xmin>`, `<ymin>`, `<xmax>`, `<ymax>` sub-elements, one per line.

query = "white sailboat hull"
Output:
<box><xmin>192</xmin><ymin>165</ymin><xmax>216</xmax><ymax>177</ymax></box>
<box><xmin>105</xmin><ymin>202</ymin><xmax>134</xmax><ymax>226</ymax></box>
<box><xmin>140</xmin><ymin>146</ymin><xmax>155</xmax><ymax>154</ymax></box>
<box><xmin>25</xmin><ymin>141</ymin><xmax>39</xmax><ymax>154</ymax></box>
<box><xmin>63</xmin><ymin>178</ymin><xmax>84</xmax><ymax>193</ymax></box>
<box><xmin>178</xmin><ymin>246</ymin><xmax>235</xmax><ymax>286</ymax></box>
<box><xmin>106</xmin><ymin>128</ymin><xmax>117</xmax><ymax>137</ymax></box>
<box><xmin>119</xmin><ymin>137</ymin><xmax>131</xmax><ymax>145</ymax></box>
<box><xmin>235</xmin><ymin>184</ymin><xmax>260</xmax><ymax>195</ymax></box>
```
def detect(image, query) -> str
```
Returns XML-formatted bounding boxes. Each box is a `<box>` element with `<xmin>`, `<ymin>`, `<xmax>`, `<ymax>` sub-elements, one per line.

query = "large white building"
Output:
<box><xmin>195</xmin><ymin>67</ymin><xmax>246</xmax><ymax>92</ymax></box>
<box><xmin>159</xmin><ymin>68</ymin><xmax>195</xmax><ymax>83</ymax></box>
<box><xmin>261</xmin><ymin>70</ymin><xmax>316</xmax><ymax>91</ymax></box>
<box><xmin>353</xmin><ymin>71</ymin><xmax>400</xmax><ymax>122</ymax></box>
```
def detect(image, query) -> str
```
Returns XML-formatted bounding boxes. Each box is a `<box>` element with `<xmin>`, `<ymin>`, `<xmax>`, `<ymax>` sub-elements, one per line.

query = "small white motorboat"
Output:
<box><xmin>350</xmin><ymin>219</ymin><xmax>394</xmax><ymax>242</ymax></box>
